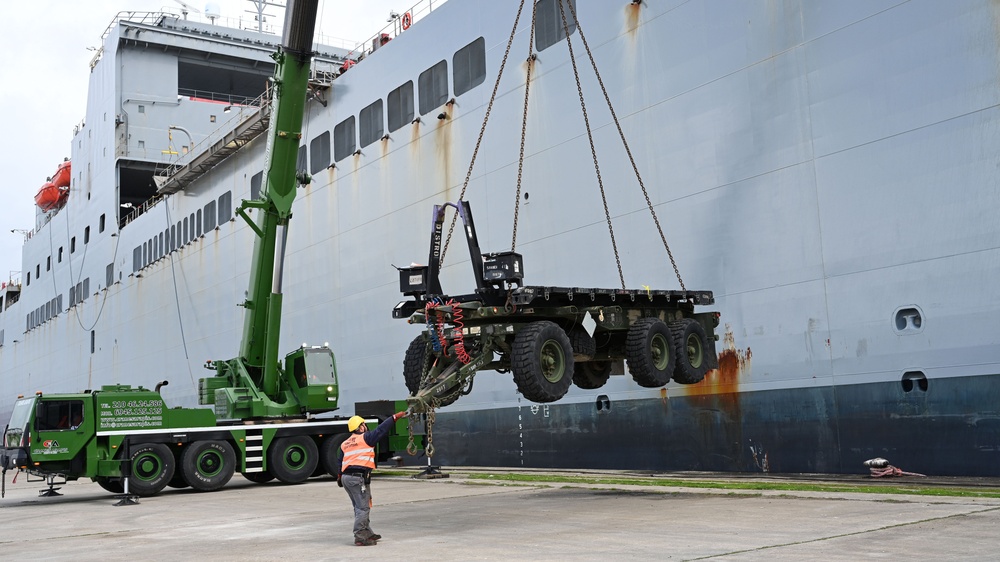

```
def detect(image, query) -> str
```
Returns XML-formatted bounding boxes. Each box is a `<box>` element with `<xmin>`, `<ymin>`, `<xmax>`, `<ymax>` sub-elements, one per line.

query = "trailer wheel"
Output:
<box><xmin>626</xmin><ymin>318</ymin><xmax>674</xmax><ymax>388</ymax></box>
<box><xmin>573</xmin><ymin>361</ymin><xmax>612</xmax><ymax>389</ymax></box>
<box><xmin>180</xmin><ymin>440</ymin><xmax>236</xmax><ymax>492</ymax></box>
<box><xmin>512</xmin><ymin>321</ymin><xmax>574</xmax><ymax>403</ymax></box>
<box><xmin>403</xmin><ymin>335</ymin><xmax>430</xmax><ymax>394</ymax></box>
<box><xmin>670</xmin><ymin>319</ymin><xmax>710</xmax><ymax>384</ymax></box>
<box><xmin>96</xmin><ymin>477</ymin><xmax>124</xmax><ymax>494</ymax></box>
<box><xmin>567</xmin><ymin>328</ymin><xmax>596</xmax><ymax>360</ymax></box>
<box><xmin>128</xmin><ymin>443</ymin><xmax>175</xmax><ymax>497</ymax></box>
<box><xmin>320</xmin><ymin>433</ymin><xmax>350</xmax><ymax>476</ymax></box>
<box><xmin>242</xmin><ymin>470</ymin><xmax>275</xmax><ymax>484</ymax></box>
<box><xmin>268</xmin><ymin>436</ymin><xmax>319</xmax><ymax>484</ymax></box>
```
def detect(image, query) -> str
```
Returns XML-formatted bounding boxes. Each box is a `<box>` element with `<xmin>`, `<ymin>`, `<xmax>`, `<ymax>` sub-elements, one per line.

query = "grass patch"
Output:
<box><xmin>465</xmin><ymin>473</ymin><xmax>1000</xmax><ymax>498</ymax></box>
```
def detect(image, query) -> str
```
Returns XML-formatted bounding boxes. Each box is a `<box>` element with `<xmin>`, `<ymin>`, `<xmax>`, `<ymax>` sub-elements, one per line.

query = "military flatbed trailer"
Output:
<box><xmin>393</xmin><ymin>201</ymin><xmax>721</xmax><ymax>412</ymax></box>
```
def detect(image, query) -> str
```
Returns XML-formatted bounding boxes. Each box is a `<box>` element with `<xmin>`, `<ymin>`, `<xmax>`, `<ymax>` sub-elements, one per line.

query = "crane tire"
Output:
<box><xmin>128</xmin><ymin>442</ymin><xmax>175</xmax><ymax>497</ymax></box>
<box><xmin>267</xmin><ymin>436</ymin><xmax>319</xmax><ymax>484</ymax></box>
<box><xmin>320</xmin><ymin>433</ymin><xmax>350</xmax><ymax>476</ymax></box>
<box><xmin>181</xmin><ymin>440</ymin><xmax>236</xmax><ymax>492</ymax></box>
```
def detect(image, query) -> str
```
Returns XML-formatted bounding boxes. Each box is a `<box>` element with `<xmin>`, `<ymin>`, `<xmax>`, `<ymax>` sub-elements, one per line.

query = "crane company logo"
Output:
<box><xmin>42</xmin><ymin>440</ymin><xmax>60</xmax><ymax>448</ymax></box>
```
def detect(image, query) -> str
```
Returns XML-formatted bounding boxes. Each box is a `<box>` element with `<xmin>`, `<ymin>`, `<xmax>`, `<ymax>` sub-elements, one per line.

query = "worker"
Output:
<box><xmin>337</xmin><ymin>410</ymin><xmax>408</xmax><ymax>546</ymax></box>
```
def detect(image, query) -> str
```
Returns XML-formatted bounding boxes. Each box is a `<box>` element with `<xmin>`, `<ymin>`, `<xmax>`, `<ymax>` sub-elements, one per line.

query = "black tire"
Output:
<box><xmin>512</xmin><ymin>321</ymin><xmax>574</xmax><ymax>403</ymax></box>
<box><xmin>626</xmin><ymin>318</ymin><xmax>674</xmax><ymax>388</ymax></box>
<box><xmin>96</xmin><ymin>477</ymin><xmax>124</xmax><ymax>494</ymax></box>
<box><xmin>670</xmin><ymin>319</ymin><xmax>710</xmax><ymax>384</ymax></box>
<box><xmin>127</xmin><ymin>443</ymin><xmax>175</xmax><ymax>497</ymax></box>
<box><xmin>267</xmin><ymin>435</ymin><xmax>319</xmax><ymax>484</ymax></box>
<box><xmin>403</xmin><ymin>335</ymin><xmax>430</xmax><ymax>394</ymax></box>
<box><xmin>567</xmin><ymin>328</ymin><xmax>596</xmax><ymax>360</ymax></box>
<box><xmin>573</xmin><ymin>361</ymin><xmax>612</xmax><ymax>389</ymax></box>
<box><xmin>320</xmin><ymin>433</ymin><xmax>350</xmax><ymax>476</ymax></box>
<box><xmin>242</xmin><ymin>470</ymin><xmax>275</xmax><ymax>484</ymax></box>
<box><xmin>180</xmin><ymin>440</ymin><xmax>236</xmax><ymax>492</ymax></box>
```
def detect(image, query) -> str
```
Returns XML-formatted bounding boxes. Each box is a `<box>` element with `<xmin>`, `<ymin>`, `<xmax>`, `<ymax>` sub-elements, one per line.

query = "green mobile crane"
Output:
<box><xmin>0</xmin><ymin>0</ymin><xmax>415</xmax><ymax>499</ymax></box>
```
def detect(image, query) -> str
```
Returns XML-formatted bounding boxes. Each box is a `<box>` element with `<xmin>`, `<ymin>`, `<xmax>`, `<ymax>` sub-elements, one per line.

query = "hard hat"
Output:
<box><xmin>347</xmin><ymin>416</ymin><xmax>365</xmax><ymax>432</ymax></box>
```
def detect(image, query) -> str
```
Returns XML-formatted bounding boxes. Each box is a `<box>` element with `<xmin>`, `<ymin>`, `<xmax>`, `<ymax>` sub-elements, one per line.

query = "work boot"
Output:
<box><xmin>369</xmin><ymin>534</ymin><xmax>382</xmax><ymax>540</ymax></box>
<box><xmin>354</xmin><ymin>538</ymin><xmax>377</xmax><ymax>547</ymax></box>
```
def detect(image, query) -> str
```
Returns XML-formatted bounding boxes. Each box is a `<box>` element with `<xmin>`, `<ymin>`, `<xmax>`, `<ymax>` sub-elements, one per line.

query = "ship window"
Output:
<box><xmin>418</xmin><ymin>60</ymin><xmax>449</xmax><ymax>116</ymax></box>
<box><xmin>535</xmin><ymin>0</ymin><xmax>577</xmax><ymax>52</ymax></box>
<box><xmin>387</xmin><ymin>81</ymin><xmax>414</xmax><ymax>133</ymax></box>
<box><xmin>133</xmin><ymin>246</ymin><xmax>141</xmax><ymax>272</ymax></box>
<box><xmin>172</xmin><ymin>224</ymin><xmax>178</xmax><ymax>250</ymax></box>
<box><xmin>91</xmin><ymin>330</ymin><xmax>95</xmax><ymax>354</ymax></box>
<box><xmin>310</xmin><ymin>131</ymin><xmax>332</xmax><ymax>173</ymax></box>
<box><xmin>196</xmin><ymin>210</ymin><xmax>203</xmax><ymax>237</ymax></box>
<box><xmin>334</xmin><ymin>117</ymin><xmax>356</xmax><ymax>162</ymax></box>
<box><xmin>106</xmin><ymin>263</ymin><xmax>114</xmax><ymax>287</ymax></box>
<box><xmin>359</xmin><ymin>101</ymin><xmax>384</xmax><ymax>149</ymax></box>
<box><xmin>204</xmin><ymin>201</ymin><xmax>217</xmax><ymax>231</ymax></box>
<box><xmin>183</xmin><ymin>218</ymin><xmax>189</xmax><ymax>244</ymax></box>
<box><xmin>83</xmin><ymin>278</ymin><xmax>89</xmax><ymax>298</ymax></box>
<box><xmin>59</xmin><ymin>247</ymin><xmax>63</xmax><ymax>263</ymax></box>
<box><xmin>85</xmin><ymin>226</ymin><xmax>90</xmax><ymax>244</ymax></box>
<box><xmin>250</xmin><ymin>171</ymin><xmax>263</xmax><ymax>200</ymax></box>
<box><xmin>36</xmin><ymin>265</ymin><xmax>40</xmax><ymax>279</ymax></box>
<box><xmin>219</xmin><ymin>191</ymin><xmax>233</xmax><ymax>223</ymax></box>
<box><xmin>71</xmin><ymin>237</ymin><xmax>77</xmax><ymax>253</ymax></box>
<box><xmin>297</xmin><ymin>145</ymin><xmax>307</xmax><ymax>173</ymax></box>
<box><xmin>46</xmin><ymin>257</ymin><xmax>51</xmax><ymax>271</ymax></box>
<box><xmin>99</xmin><ymin>214</ymin><xmax>106</xmax><ymax>233</ymax></box>
<box><xmin>138</xmin><ymin>105</ymin><xmax>145</xmax><ymax>114</ymax></box>
<box><xmin>453</xmin><ymin>38</ymin><xmax>486</xmax><ymax>97</ymax></box>
<box><xmin>26</xmin><ymin>272</ymin><xmax>30</xmax><ymax>286</ymax></box>
<box><xmin>69</xmin><ymin>284</ymin><xmax>74</xmax><ymax>305</ymax></box>
<box><xmin>158</xmin><ymin>232</ymin><xmax>165</xmax><ymax>257</ymax></box>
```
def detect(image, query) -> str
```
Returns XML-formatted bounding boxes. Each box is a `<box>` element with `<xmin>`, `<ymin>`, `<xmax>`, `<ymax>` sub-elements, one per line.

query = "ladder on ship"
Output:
<box><xmin>154</xmin><ymin>103</ymin><xmax>271</xmax><ymax>195</ymax></box>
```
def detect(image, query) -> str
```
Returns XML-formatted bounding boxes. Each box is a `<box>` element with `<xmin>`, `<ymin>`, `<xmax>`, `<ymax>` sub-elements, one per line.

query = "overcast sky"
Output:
<box><xmin>0</xmin><ymin>0</ymin><xmax>441</xmax><ymax>280</ymax></box>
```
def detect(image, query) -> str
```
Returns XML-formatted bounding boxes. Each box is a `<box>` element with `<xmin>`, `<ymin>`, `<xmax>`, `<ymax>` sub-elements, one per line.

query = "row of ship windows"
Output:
<box><xmin>132</xmin><ymin>191</ymin><xmax>233</xmax><ymax>273</ymax></box>
<box><xmin>297</xmin><ymin>0</ymin><xmax>578</xmax><ymax>174</ymax></box>
<box><xmin>24</xmin><ymin>277</ymin><xmax>91</xmax><ymax>332</ymax></box>
<box><xmin>24</xmin><ymin>214</ymin><xmax>107</xmax><ymax>288</ymax></box>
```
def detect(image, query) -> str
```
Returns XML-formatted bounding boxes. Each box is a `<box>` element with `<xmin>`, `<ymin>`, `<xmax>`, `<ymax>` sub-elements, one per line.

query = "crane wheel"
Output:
<box><xmin>670</xmin><ymin>319</ymin><xmax>710</xmax><ymax>384</ymax></box>
<box><xmin>267</xmin><ymin>436</ymin><xmax>319</xmax><ymax>484</ymax></box>
<box><xmin>128</xmin><ymin>443</ymin><xmax>176</xmax><ymax>497</ymax></box>
<box><xmin>180</xmin><ymin>440</ymin><xmax>236</xmax><ymax>492</ymax></box>
<box><xmin>512</xmin><ymin>321</ymin><xmax>574</xmax><ymax>403</ymax></box>
<box><xmin>625</xmin><ymin>318</ymin><xmax>674</xmax><ymax>388</ymax></box>
<box><xmin>320</xmin><ymin>434</ymin><xmax>350</xmax><ymax>476</ymax></box>
<box><xmin>573</xmin><ymin>361</ymin><xmax>612</xmax><ymax>389</ymax></box>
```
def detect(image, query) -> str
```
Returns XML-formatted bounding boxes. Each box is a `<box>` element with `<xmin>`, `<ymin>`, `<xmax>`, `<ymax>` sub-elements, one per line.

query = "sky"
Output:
<box><xmin>0</xmin><ymin>0</ymin><xmax>442</xmax><ymax>281</ymax></box>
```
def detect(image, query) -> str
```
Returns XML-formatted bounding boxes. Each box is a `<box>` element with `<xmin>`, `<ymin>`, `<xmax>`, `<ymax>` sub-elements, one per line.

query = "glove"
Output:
<box><xmin>337</xmin><ymin>476</ymin><xmax>344</xmax><ymax>488</ymax></box>
<box><xmin>393</xmin><ymin>411</ymin><xmax>408</xmax><ymax>421</ymax></box>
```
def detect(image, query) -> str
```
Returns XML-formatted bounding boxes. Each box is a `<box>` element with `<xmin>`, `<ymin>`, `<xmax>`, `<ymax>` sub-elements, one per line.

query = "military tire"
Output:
<box><xmin>403</xmin><ymin>335</ymin><xmax>430</xmax><ymax>395</ymax></box>
<box><xmin>567</xmin><ymin>328</ymin><xmax>596</xmax><ymax>360</ymax></box>
<box><xmin>96</xmin><ymin>477</ymin><xmax>124</xmax><ymax>494</ymax></box>
<box><xmin>512</xmin><ymin>321</ymin><xmax>574</xmax><ymax>403</ymax></box>
<box><xmin>242</xmin><ymin>470</ymin><xmax>275</xmax><ymax>484</ymax></box>
<box><xmin>267</xmin><ymin>436</ymin><xmax>319</xmax><ymax>484</ymax></box>
<box><xmin>625</xmin><ymin>318</ymin><xmax>674</xmax><ymax>388</ymax></box>
<box><xmin>180</xmin><ymin>440</ymin><xmax>236</xmax><ymax>492</ymax></box>
<box><xmin>573</xmin><ymin>361</ymin><xmax>612</xmax><ymax>389</ymax></box>
<box><xmin>128</xmin><ymin>443</ymin><xmax>175</xmax><ymax>497</ymax></box>
<box><xmin>670</xmin><ymin>319</ymin><xmax>710</xmax><ymax>385</ymax></box>
<box><xmin>320</xmin><ymin>433</ymin><xmax>351</xmax><ymax>476</ymax></box>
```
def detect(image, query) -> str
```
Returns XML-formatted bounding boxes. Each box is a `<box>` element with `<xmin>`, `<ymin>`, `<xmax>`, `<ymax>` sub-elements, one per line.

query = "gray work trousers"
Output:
<box><xmin>342</xmin><ymin>473</ymin><xmax>375</xmax><ymax>541</ymax></box>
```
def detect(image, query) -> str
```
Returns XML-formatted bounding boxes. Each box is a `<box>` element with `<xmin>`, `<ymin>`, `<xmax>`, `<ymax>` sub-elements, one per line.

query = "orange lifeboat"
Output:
<box><xmin>34</xmin><ymin>160</ymin><xmax>71</xmax><ymax>212</ymax></box>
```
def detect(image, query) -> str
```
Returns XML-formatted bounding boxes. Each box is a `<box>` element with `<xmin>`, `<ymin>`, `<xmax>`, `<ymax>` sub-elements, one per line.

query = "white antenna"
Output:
<box><xmin>172</xmin><ymin>0</ymin><xmax>202</xmax><ymax>20</ymax></box>
<box><xmin>245</xmin><ymin>0</ymin><xmax>285</xmax><ymax>33</ymax></box>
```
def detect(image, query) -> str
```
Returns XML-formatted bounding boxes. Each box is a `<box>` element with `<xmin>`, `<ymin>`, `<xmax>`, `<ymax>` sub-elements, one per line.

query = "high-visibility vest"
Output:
<box><xmin>341</xmin><ymin>433</ymin><xmax>376</xmax><ymax>471</ymax></box>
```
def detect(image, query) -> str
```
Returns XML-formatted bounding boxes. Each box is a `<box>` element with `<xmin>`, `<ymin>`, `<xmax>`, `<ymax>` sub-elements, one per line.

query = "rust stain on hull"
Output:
<box><xmin>625</xmin><ymin>3</ymin><xmax>642</xmax><ymax>35</ymax></box>
<box><xmin>689</xmin><ymin>324</ymin><xmax>750</xmax><ymax>396</ymax></box>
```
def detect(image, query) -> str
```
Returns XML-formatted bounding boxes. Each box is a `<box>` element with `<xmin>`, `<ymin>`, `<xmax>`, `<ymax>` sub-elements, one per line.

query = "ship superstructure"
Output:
<box><xmin>2</xmin><ymin>0</ymin><xmax>998</xmax><ymax>476</ymax></box>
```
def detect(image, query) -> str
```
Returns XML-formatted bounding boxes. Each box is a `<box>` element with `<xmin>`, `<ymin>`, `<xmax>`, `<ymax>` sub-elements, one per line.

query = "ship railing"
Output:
<box><xmin>118</xmin><ymin>194</ymin><xmax>167</xmax><ymax>231</ymax></box>
<box><xmin>345</xmin><ymin>0</ymin><xmax>445</xmax><ymax>63</ymax></box>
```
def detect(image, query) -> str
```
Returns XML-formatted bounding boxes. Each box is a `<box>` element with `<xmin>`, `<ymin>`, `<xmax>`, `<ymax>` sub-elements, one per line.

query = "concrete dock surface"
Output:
<box><xmin>2</xmin><ymin>467</ymin><xmax>999</xmax><ymax>561</ymax></box>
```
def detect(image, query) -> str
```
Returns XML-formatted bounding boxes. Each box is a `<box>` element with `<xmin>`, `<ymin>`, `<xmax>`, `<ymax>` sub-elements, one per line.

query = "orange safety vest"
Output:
<box><xmin>341</xmin><ymin>433</ymin><xmax>376</xmax><ymax>471</ymax></box>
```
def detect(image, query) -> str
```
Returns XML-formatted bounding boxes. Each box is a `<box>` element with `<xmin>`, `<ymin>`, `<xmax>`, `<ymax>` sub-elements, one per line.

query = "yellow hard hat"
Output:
<box><xmin>347</xmin><ymin>416</ymin><xmax>365</xmax><ymax>432</ymax></box>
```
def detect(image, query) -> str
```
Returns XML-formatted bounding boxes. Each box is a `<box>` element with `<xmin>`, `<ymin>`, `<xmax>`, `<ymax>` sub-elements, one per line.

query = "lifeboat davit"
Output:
<box><xmin>34</xmin><ymin>160</ymin><xmax>71</xmax><ymax>212</ymax></box>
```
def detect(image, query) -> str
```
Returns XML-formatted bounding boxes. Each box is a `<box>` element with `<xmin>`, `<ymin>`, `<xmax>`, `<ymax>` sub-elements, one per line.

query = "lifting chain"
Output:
<box><xmin>561</xmin><ymin>1</ymin><xmax>686</xmax><ymax>291</ymax></box>
<box><xmin>510</xmin><ymin>2</ymin><xmax>539</xmax><ymax>253</ymax></box>
<box><xmin>441</xmin><ymin>0</ymin><xmax>529</xmax><ymax>265</ymax></box>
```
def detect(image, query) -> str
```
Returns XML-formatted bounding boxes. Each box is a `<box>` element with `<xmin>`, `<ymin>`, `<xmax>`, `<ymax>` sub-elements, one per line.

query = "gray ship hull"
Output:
<box><xmin>1</xmin><ymin>0</ymin><xmax>998</xmax><ymax>477</ymax></box>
